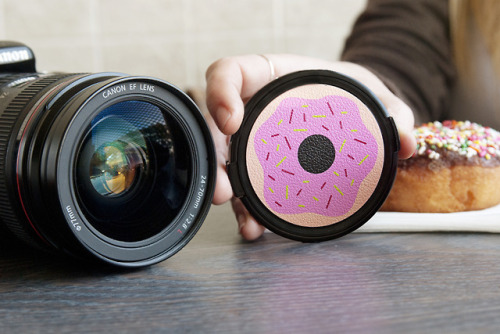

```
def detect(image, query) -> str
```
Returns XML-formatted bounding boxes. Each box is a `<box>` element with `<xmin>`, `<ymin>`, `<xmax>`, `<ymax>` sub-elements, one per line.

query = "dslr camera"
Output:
<box><xmin>0</xmin><ymin>41</ymin><xmax>215</xmax><ymax>267</ymax></box>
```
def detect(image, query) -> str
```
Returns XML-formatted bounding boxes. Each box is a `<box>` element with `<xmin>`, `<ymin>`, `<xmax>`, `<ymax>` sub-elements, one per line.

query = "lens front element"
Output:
<box><xmin>76</xmin><ymin>100</ymin><xmax>191</xmax><ymax>242</ymax></box>
<box><xmin>88</xmin><ymin>117</ymin><xmax>148</xmax><ymax>197</ymax></box>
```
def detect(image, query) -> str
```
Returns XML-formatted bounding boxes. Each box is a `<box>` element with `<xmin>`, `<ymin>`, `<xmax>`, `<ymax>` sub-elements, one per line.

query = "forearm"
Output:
<box><xmin>341</xmin><ymin>0</ymin><xmax>456</xmax><ymax>124</ymax></box>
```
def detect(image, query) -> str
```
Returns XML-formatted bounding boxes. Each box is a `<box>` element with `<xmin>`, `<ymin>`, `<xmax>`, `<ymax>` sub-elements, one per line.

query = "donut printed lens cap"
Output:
<box><xmin>227</xmin><ymin>70</ymin><xmax>399</xmax><ymax>242</ymax></box>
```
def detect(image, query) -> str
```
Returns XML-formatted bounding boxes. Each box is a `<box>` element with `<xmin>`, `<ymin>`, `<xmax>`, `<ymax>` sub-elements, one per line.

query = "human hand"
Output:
<box><xmin>205</xmin><ymin>54</ymin><xmax>417</xmax><ymax>241</ymax></box>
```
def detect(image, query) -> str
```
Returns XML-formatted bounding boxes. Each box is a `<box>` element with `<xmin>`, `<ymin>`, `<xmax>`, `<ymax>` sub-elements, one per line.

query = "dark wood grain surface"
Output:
<box><xmin>1</xmin><ymin>203</ymin><xmax>500</xmax><ymax>333</ymax></box>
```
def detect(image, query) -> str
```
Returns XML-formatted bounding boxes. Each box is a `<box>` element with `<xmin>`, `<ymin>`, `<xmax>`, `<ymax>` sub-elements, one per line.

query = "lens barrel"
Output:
<box><xmin>0</xmin><ymin>70</ymin><xmax>215</xmax><ymax>267</ymax></box>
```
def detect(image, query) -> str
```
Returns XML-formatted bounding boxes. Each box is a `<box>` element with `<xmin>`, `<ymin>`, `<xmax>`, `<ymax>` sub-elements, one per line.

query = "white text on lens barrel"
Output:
<box><xmin>66</xmin><ymin>205</ymin><xmax>81</xmax><ymax>231</ymax></box>
<box><xmin>102</xmin><ymin>83</ymin><xmax>156</xmax><ymax>99</ymax></box>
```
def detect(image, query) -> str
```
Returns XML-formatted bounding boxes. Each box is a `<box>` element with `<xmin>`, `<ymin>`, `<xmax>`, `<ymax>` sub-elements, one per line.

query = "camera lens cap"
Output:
<box><xmin>227</xmin><ymin>70</ymin><xmax>400</xmax><ymax>242</ymax></box>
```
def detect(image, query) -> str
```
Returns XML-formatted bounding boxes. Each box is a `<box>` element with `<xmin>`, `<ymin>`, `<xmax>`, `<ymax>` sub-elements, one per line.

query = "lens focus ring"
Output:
<box><xmin>0</xmin><ymin>74</ymin><xmax>81</xmax><ymax>246</ymax></box>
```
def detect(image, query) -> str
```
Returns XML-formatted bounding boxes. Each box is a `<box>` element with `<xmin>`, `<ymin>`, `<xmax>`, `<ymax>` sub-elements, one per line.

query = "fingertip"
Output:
<box><xmin>232</xmin><ymin>197</ymin><xmax>265</xmax><ymax>241</ymax></box>
<box><xmin>217</xmin><ymin>103</ymin><xmax>244</xmax><ymax>135</ymax></box>
<box><xmin>212</xmin><ymin>164</ymin><xmax>233</xmax><ymax>205</ymax></box>
<box><xmin>206</xmin><ymin>58</ymin><xmax>245</xmax><ymax>135</ymax></box>
<box><xmin>398</xmin><ymin>130</ymin><xmax>417</xmax><ymax>159</ymax></box>
<box><xmin>383</xmin><ymin>100</ymin><xmax>416</xmax><ymax>159</ymax></box>
<box><xmin>212</xmin><ymin>106</ymin><xmax>232</xmax><ymax>135</ymax></box>
<box><xmin>239</xmin><ymin>215</ymin><xmax>266</xmax><ymax>241</ymax></box>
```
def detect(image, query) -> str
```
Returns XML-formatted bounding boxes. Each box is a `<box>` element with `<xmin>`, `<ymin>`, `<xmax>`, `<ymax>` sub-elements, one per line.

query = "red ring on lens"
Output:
<box><xmin>15</xmin><ymin>84</ymin><xmax>63</xmax><ymax>246</ymax></box>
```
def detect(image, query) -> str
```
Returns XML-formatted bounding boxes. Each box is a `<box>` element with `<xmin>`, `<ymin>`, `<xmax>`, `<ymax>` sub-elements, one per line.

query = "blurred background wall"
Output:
<box><xmin>0</xmin><ymin>0</ymin><xmax>366</xmax><ymax>90</ymax></box>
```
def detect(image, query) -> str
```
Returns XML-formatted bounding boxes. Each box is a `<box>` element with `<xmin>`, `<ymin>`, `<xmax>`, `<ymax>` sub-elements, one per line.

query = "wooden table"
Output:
<box><xmin>1</xmin><ymin>203</ymin><xmax>500</xmax><ymax>333</ymax></box>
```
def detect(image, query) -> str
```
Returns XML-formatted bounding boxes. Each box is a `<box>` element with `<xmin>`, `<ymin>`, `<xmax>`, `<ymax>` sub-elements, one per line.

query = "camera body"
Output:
<box><xmin>0</xmin><ymin>42</ymin><xmax>215</xmax><ymax>267</ymax></box>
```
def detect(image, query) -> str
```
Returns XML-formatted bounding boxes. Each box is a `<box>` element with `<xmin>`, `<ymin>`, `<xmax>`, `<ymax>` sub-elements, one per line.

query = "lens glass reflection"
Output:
<box><xmin>75</xmin><ymin>100</ymin><xmax>191</xmax><ymax>242</ymax></box>
<box><xmin>89</xmin><ymin>118</ymin><xmax>147</xmax><ymax>197</ymax></box>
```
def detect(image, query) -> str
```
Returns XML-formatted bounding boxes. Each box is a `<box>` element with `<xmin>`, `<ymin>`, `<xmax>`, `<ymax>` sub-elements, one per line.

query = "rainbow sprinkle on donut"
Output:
<box><xmin>414</xmin><ymin>120</ymin><xmax>500</xmax><ymax>161</ymax></box>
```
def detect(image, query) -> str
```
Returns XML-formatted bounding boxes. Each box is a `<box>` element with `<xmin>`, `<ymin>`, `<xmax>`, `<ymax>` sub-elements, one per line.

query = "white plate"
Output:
<box><xmin>357</xmin><ymin>204</ymin><xmax>500</xmax><ymax>233</ymax></box>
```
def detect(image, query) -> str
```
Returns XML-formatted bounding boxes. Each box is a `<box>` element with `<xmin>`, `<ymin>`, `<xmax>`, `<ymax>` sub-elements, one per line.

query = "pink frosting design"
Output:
<box><xmin>254</xmin><ymin>95</ymin><xmax>378</xmax><ymax>216</ymax></box>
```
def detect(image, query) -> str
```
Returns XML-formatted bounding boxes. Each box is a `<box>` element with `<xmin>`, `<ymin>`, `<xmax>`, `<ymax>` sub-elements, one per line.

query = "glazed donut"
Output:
<box><xmin>381</xmin><ymin>120</ymin><xmax>500</xmax><ymax>212</ymax></box>
<box><xmin>253</xmin><ymin>94</ymin><xmax>379</xmax><ymax>218</ymax></box>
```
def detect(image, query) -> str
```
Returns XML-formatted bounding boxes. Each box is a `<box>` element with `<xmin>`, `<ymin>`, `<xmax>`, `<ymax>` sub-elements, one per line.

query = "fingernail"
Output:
<box><xmin>215</xmin><ymin>107</ymin><xmax>231</xmax><ymax>132</ymax></box>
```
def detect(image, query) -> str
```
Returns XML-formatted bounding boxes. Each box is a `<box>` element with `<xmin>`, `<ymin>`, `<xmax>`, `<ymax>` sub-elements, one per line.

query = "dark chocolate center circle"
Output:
<box><xmin>297</xmin><ymin>134</ymin><xmax>335</xmax><ymax>174</ymax></box>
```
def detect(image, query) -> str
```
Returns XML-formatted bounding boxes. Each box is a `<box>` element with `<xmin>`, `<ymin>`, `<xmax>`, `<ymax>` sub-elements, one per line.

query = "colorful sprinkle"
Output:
<box><xmin>339</xmin><ymin>139</ymin><xmax>346</xmax><ymax>153</ymax></box>
<box><xmin>278</xmin><ymin>119</ymin><xmax>283</xmax><ymax>125</ymax></box>
<box><xmin>327</xmin><ymin>102</ymin><xmax>334</xmax><ymax>115</ymax></box>
<box><xmin>285</xmin><ymin>136</ymin><xmax>292</xmax><ymax>149</ymax></box>
<box><xmin>271</xmin><ymin>133</ymin><xmax>280</xmax><ymax>137</ymax></box>
<box><xmin>296</xmin><ymin>189</ymin><xmax>303</xmax><ymax>196</ymax></box>
<box><xmin>322</xmin><ymin>125</ymin><xmax>329</xmax><ymax>131</ymax></box>
<box><xmin>266</xmin><ymin>152</ymin><xmax>270</xmax><ymax>161</ymax></box>
<box><xmin>276</xmin><ymin>156</ymin><xmax>287</xmax><ymax>167</ymax></box>
<box><xmin>354</xmin><ymin>138</ymin><xmax>367</xmax><ymax>145</ymax></box>
<box><xmin>334</xmin><ymin>185</ymin><xmax>344</xmax><ymax>196</ymax></box>
<box><xmin>269</xmin><ymin>187</ymin><xmax>274</xmax><ymax>193</ymax></box>
<box><xmin>275</xmin><ymin>201</ymin><xmax>282</xmax><ymax>207</ymax></box>
<box><xmin>268</xmin><ymin>175</ymin><xmax>275</xmax><ymax>181</ymax></box>
<box><xmin>294</xmin><ymin>129</ymin><xmax>307</xmax><ymax>132</ymax></box>
<box><xmin>313</xmin><ymin>115</ymin><xmax>326</xmax><ymax>118</ymax></box>
<box><xmin>333</xmin><ymin>171</ymin><xmax>340</xmax><ymax>176</ymax></box>
<box><xmin>298</xmin><ymin>204</ymin><xmax>305</xmax><ymax>208</ymax></box>
<box><xmin>413</xmin><ymin>121</ymin><xmax>500</xmax><ymax>161</ymax></box>
<box><xmin>321</xmin><ymin>182</ymin><xmax>327</xmax><ymax>189</ymax></box>
<box><xmin>358</xmin><ymin>154</ymin><xmax>369</xmax><ymax>165</ymax></box>
<box><xmin>326</xmin><ymin>195</ymin><xmax>333</xmax><ymax>209</ymax></box>
<box><xmin>261</xmin><ymin>139</ymin><xmax>267</xmax><ymax>144</ymax></box>
<box><xmin>286</xmin><ymin>185</ymin><xmax>289</xmax><ymax>199</ymax></box>
<box><xmin>313</xmin><ymin>196</ymin><xmax>319</xmax><ymax>201</ymax></box>
<box><xmin>282</xmin><ymin>169</ymin><xmax>295</xmax><ymax>175</ymax></box>
<box><xmin>276</xmin><ymin>144</ymin><xmax>280</xmax><ymax>151</ymax></box>
<box><xmin>350</xmin><ymin>179</ymin><xmax>355</xmax><ymax>186</ymax></box>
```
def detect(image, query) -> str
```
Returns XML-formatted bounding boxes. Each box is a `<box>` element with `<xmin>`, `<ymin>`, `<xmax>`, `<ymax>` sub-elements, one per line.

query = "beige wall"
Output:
<box><xmin>0</xmin><ymin>0</ymin><xmax>366</xmax><ymax>90</ymax></box>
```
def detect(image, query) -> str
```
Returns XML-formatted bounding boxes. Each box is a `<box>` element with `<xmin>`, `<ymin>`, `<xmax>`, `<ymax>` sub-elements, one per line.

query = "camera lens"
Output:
<box><xmin>0</xmin><ymin>72</ymin><xmax>215</xmax><ymax>267</ymax></box>
<box><xmin>75</xmin><ymin>100</ymin><xmax>192</xmax><ymax>242</ymax></box>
